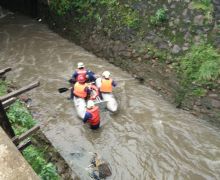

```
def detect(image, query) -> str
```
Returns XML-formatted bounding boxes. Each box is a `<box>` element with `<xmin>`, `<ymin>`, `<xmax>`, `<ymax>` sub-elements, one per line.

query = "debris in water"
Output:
<box><xmin>86</xmin><ymin>153</ymin><xmax>112</xmax><ymax>179</ymax></box>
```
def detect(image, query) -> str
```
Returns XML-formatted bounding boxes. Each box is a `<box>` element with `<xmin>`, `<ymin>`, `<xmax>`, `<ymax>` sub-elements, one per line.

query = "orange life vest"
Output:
<box><xmin>100</xmin><ymin>78</ymin><xmax>113</xmax><ymax>93</ymax></box>
<box><xmin>74</xmin><ymin>82</ymin><xmax>87</xmax><ymax>98</ymax></box>
<box><xmin>87</xmin><ymin>106</ymin><xmax>100</xmax><ymax>125</ymax></box>
<box><xmin>76</xmin><ymin>69</ymin><xmax>87</xmax><ymax>82</ymax></box>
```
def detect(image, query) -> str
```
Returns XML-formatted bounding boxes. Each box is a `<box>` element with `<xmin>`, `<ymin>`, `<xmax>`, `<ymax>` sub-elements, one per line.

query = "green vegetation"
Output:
<box><xmin>176</xmin><ymin>42</ymin><xmax>220</xmax><ymax>103</ymax></box>
<box><xmin>150</xmin><ymin>8</ymin><xmax>168</xmax><ymax>26</ymax></box>
<box><xmin>191</xmin><ymin>0</ymin><xmax>213</xmax><ymax>11</ymax></box>
<box><xmin>104</xmin><ymin>3</ymin><xmax>140</xmax><ymax>30</ymax></box>
<box><xmin>135</xmin><ymin>43</ymin><xmax>170</xmax><ymax>63</ymax></box>
<box><xmin>179</xmin><ymin>43</ymin><xmax>220</xmax><ymax>86</ymax></box>
<box><xmin>49</xmin><ymin>0</ymin><xmax>140</xmax><ymax>31</ymax></box>
<box><xmin>0</xmin><ymin>80</ymin><xmax>7</xmax><ymax>96</ymax></box>
<box><xmin>23</xmin><ymin>146</ymin><xmax>59</xmax><ymax>180</ymax></box>
<box><xmin>191</xmin><ymin>0</ymin><xmax>213</xmax><ymax>24</ymax></box>
<box><xmin>0</xmin><ymin>80</ymin><xmax>60</xmax><ymax>179</ymax></box>
<box><xmin>7</xmin><ymin>101</ymin><xmax>36</xmax><ymax>135</ymax></box>
<box><xmin>7</xmin><ymin>101</ymin><xmax>60</xmax><ymax>179</ymax></box>
<box><xmin>50</xmin><ymin>0</ymin><xmax>73</xmax><ymax>16</ymax></box>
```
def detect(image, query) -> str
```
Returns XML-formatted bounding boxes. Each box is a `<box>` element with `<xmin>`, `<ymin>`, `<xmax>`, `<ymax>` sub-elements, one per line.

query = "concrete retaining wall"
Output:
<box><xmin>0</xmin><ymin>127</ymin><xmax>39</xmax><ymax>180</ymax></box>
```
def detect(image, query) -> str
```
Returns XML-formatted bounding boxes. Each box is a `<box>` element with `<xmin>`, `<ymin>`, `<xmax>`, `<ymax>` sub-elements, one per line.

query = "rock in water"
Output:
<box><xmin>89</xmin><ymin>153</ymin><xmax>112</xmax><ymax>179</ymax></box>
<box><xmin>98</xmin><ymin>162</ymin><xmax>112</xmax><ymax>179</ymax></box>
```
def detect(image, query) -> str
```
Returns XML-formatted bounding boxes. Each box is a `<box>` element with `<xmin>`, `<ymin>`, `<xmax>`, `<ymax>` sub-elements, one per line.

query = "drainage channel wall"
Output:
<box><xmin>0</xmin><ymin>127</ymin><xmax>39</xmax><ymax>180</ymax></box>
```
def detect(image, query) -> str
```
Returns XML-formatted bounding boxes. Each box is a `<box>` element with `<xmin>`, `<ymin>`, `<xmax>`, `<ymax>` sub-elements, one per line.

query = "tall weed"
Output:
<box><xmin>179</xmin><ymin>43</ymin><xmax>220</xmax><ymax>86</ymax></box>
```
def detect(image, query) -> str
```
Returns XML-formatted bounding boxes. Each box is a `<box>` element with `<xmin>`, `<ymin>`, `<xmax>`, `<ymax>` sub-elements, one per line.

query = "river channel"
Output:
<box><xmin>1</xmin><ymin>9</ymin><xmax>220</xmax><ymax>180</ymax></box>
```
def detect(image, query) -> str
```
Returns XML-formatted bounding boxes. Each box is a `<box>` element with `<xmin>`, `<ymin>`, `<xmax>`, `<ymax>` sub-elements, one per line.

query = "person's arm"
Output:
<box><xmin>112</xmin><ymin>80</ymin><xmax>117</xmax><ymax>87</ymax></box>
<box><xmin>72</xmin><ymin>71</ymin><xmax>78</xmax><ymax>79</ymax></box>
<box><xmin>85</xmin><ymin>86</ymin><xmax>92</xmax><ymax>96</ymax></box>
<box><xmin>69</xmin><ymin>71</ymin><xmax>77</xmax><ymax>84</ymax></box>
<box><xmin>83</xmin><ymin>112</ymin><xmax>92</xmax><ymax>123</ymax></box>
<box><xmin>87</xmin><ymin>70</ymin><xmax>97</xmax><ymax>82</ymax></box>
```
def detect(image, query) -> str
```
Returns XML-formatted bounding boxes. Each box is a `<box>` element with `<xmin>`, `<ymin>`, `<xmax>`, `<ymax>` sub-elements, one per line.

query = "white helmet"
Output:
<box><xmin>87</xmin><ymin>100</ymin><xmax>95</xmax><ymax>109</ymax></box>
<box><xmin>77</xmin><ymin>62</ymin><xmax>84</xmax><ymax>69</ymax></box>
<box><xmin>102</xmin><ymin>71</ymin><xmax>111</xmax><ymax>79</ymax></box>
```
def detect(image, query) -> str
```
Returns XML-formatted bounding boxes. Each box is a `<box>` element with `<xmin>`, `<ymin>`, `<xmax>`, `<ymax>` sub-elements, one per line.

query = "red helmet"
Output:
<box><xmin>77</xmin><ymin>75</ymin><xmax>86</xmax><ymax>83</ymax></box>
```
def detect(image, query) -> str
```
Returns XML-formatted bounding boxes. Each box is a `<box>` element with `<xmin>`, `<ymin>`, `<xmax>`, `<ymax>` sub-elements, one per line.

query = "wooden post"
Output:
<box><xmin>2</xmin><ymin>97</ymin><xmax>17</xmax><ymax>109</ymax></box>
<box><xmin>0</xmin><ymin>101</ymin><xmax>15</xmax><ymax>138</ymax></box>
<box><xmin>0</xmin><ymin>67</ymin><xmax>12</xmax><ymax>76</ymax></box>
<box><xmin>12</xmin><ymin>124</ymin><xmax>40</xmax><ymax>145</ymax></box>
<box><xmin>0</xmin><ymin>81</ymin><xmax>40</xmax><ymax>102</ymax></box>
<box><xmin>17</xmin><ymin>140</ymin><xmax>32</xmax><ymax>151</ymax></box>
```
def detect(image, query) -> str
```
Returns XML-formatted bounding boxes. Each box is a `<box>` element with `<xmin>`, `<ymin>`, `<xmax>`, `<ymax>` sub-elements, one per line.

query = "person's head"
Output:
<box><xmin>87</xmin><ymin>100</ymin><xmax>95</xmax><ymax>109</ymax></box>
<box><xmin>78</xmin><ymin>74</ymin><xmax>86</xmax><ymax>84</ymax></box>
<box><xmin>102</xmin><ymin>71</ymin><xmax>110</xmax><ymax>79</ymax></box>
<box><xmin>77</xmin><ymin>62</ymin><xmax>85</xmax><ymax>69</ymax></box>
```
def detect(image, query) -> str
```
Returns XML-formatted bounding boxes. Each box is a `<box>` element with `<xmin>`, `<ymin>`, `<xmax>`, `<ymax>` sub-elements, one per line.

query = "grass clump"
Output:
<box><xmin>175</xmin><ymin>42</ymin><xmax>220</xmax><ymax>104</ymax></box>
<box><xmin>191</xmin><ymin>0</ymin><xmax>213</xmax><ymax>11</ymax></box>
<box><xmin>6</xmin><ymin>100</ymin><xmax>60</xmax><ymax>179</ymax></box>
<box><xmin>1</xmin><ymin>81</ymin><xmax>61</xmax><ymax>180</ymax></box>
<box><xmin>23</xmin><ymin>146</ymin><xmax>59</xmax><ymax>180</ymax></box>
<box><xmin>7</xmin><ymin>101</ymin><xmax>36</xmax><ymax>135</ymax></box>
<box><xmin>179</xmin><ymin>43</ymin><xmax>220</xmax><ymax>86</ymax></box>
<box><xmin>49</xmin><ymin>0</ymin><xmax>73</xmax><ymax>16</ymax></box>
<box><xmin>150</xmin><ymin>8</ymin><xmax>168</xmax><ymax>26</ymax></box>
<box><xmin>191</xmin><ymin>0</ymin><xmax>213</xmax><ymax>24</ymax></box>
<box><xmin>0</xmin><ymin>80</ymin><xmax>8</xmax><ymax>96</ymax></box>
<box><xmin>49</xmin><ymin>0</ymin><xmax>140</xmax><ymax>31</ymax></box>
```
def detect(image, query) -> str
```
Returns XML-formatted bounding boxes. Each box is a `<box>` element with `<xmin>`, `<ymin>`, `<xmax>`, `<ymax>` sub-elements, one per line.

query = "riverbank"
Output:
<box><xmin>32</xmin><ymin>130</ymin><xmax>78</xmax><ymax>179</ymax></box>
<box><xmin>0</xmin><ymin>79</ymin><xmax>77</xmax><ymax>179</ymax></box>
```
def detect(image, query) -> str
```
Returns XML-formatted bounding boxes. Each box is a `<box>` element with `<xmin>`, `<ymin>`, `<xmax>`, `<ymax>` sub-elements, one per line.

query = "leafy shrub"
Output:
<box><xmin>176</xmin><ymin>42</ymin><xmax>219</xmax><ymax>104</ymax></box>
<box><xmin>1</xmin><ymin>81</ymin><xmax>60</xmax><ymax>179</ymax></box>
<box><xmin>179</xmin><ymin>43</ymin><xmax>220</xmax><ymax>86</ymax></box>
<box><xmin>175</xmin><ymin>42</ymin><xmax>219</xmax><ymax>104</ymax></box>
<box><xmin>50</xmin><ymin>0</ymin><xmax>73</xmax><ymax>16</ymax></box>
<box><xmin>191</xmin><ymin>0</ymin><xmax>213</xmax><ymax>11</ymax></box>
<box><xmin>201</xmin><ymin>0</ymin><xmax>211</xmax><ymax>7</ymax></box>
<box><xmin>7</xmin><ymin>100</ymin><xmax>60</xmax><ymax>179</ymax></box>
<box><xmin>191</xmin><ymin>0</ymin><xmax>213</xmax><ymax>24</ymax></box>
<box><xmin>7</xmin><ymin>101</ymin><xmax>36</xmax><ymax>135</ymax></box>
<box><xmin>105</xmin><ymin>4</ymin><xmax>139</xmax><ymax>29</ymax></box>
<box><xmin>23</xmin><ymin>146</ymin><xmax>59</xmax><ymax>180</ymax></box>
<box><xmin>150</xmin><ymin>8</ymin><xmax>167</xmax><ymax>26</ymax></box>
<box><xmin>49</xmin><ymin>0</ymin><xmax>140</xmax><ymax>30</ymax></box>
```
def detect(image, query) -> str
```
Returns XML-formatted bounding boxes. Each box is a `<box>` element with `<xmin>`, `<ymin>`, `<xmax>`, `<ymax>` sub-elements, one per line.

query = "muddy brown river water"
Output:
<box><xmin>1</xmin><ymin>10</ymin><xmax>220</xmax><ymax>180</ymax></box>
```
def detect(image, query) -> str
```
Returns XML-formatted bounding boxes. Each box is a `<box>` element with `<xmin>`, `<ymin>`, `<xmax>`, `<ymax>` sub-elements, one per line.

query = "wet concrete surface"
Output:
<box><xmin>0</xmin><ymin>127</ymin><xmax>39</xmax><ymax>180</ymax></box>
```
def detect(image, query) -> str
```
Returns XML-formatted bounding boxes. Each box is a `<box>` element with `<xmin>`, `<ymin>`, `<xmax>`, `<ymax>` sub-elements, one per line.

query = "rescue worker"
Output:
<box><xmin>99</xmin><ymin>71</ymin><xmax>117</xmax><ymax>96</ymax></box>
<box><xmin>72</xmin><ymin>75</ymin><xmax>91</xmax><ymax>99</ymax></box>
<box><xmin>70</xmin><ymin>62</ymin><xmax>96</xmax><ymax>84</ymax></box>
<box><xmin>83</xmin><ymin>100</ymin><xmax>100</xmax><ymax>130</ymax></box>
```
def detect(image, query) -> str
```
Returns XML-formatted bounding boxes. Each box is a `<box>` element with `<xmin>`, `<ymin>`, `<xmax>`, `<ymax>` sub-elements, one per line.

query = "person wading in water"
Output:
<box><xmin>83</xmin><ymin>100</ymin><xmax>100</xmax><ymax>130</ymax></box>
